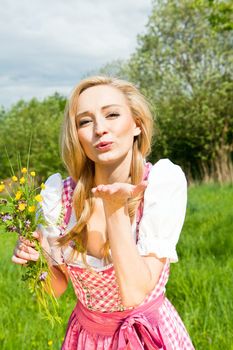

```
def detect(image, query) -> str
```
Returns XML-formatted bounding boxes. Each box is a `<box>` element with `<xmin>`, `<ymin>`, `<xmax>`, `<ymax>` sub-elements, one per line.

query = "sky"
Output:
<box><xmin>0</xmin><ymin>0</ymin><xmax>152</xmax><ymax>109</ymax></box>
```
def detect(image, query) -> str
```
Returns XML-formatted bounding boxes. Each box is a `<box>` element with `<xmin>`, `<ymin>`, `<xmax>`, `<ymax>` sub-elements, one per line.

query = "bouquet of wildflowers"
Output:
<box><xmin>0</xmin><ymin>167</ymin><xmax>61</xmax><ymax>325</ymax></box>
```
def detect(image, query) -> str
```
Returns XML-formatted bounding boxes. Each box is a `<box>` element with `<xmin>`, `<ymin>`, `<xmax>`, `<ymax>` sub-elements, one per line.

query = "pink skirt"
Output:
<box><xmin>61</xmin><ymin>294</ymin><xmax>195</xmax><ymax>350</ymax></box>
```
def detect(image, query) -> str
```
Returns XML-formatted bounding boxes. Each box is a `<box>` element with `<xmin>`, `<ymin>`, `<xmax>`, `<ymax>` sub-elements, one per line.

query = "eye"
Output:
<box><xmin>78</xmin><ymin>119</ymin><xmax>92</xmax><ymax>127</ymax></box>
<box><xmin>106</xmin><ymin>113</ymin><xmax>120</xmax><ymax>118</ymax></box>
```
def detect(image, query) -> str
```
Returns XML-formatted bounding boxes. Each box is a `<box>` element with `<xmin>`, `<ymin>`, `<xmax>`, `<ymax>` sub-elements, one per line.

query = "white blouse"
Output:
<box><xmin>39</xmin><ymin>158</ymin><xmax>187</xmax><ymax>268</ymax></box>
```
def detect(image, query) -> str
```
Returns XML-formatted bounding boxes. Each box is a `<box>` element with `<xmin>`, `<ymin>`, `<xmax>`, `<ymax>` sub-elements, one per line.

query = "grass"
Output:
<box><xmin>0</xmin><ymin>229</ymin><xmax>76</xmax><ymax>350</ymax></box>
<box><xmin>167</xmin><ymin>183</ymin><xmax>233</xmax><ymax>349</ymax></box>
<box><xmin>0</xmin><ymin>183</ymin><xmax>232</xmax><ymax>349</ymax></box>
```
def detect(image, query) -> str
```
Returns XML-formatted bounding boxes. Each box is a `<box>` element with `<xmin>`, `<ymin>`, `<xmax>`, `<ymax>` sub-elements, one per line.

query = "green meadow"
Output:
<box><xmin>0</xmin><ymin>183</ymin><xmax>232</xmax><ymax>350</ymax></box>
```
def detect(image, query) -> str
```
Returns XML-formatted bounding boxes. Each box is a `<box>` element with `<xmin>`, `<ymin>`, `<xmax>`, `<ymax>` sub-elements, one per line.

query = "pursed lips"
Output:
<box><xmin>95</xmin><ymin>141</ymin><xmax>113</xmax><ymax>148</ymax></box>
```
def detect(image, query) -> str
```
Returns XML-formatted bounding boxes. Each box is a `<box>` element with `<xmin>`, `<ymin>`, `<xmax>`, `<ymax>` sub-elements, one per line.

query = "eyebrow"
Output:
<box><xmin>76</xmin><ymin>104</ymin><xmax>122</xmax><ymax>118</ymax></box>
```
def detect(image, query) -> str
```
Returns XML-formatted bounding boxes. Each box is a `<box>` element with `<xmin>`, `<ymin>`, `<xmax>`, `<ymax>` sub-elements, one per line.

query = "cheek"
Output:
<box><xmin>77</xmin><ymin>130</ymin><xmax>92</xmax><ymax>152</ymax></box>
<box><xmin>115</xmin><ymin>119</ymin><xmax>136</xmax><ymax>140</ymax></box>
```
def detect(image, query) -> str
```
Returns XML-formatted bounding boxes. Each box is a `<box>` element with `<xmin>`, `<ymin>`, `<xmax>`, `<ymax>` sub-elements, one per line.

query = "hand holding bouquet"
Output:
<box><xmin>0</xmin><ymin>167</ymin><xmax>61</xmax><ymax>325</ymax></box>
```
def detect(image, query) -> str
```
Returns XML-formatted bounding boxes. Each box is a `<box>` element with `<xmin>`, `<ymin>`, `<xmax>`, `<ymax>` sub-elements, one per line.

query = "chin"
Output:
<box><xmin>94</xmin><ymin>151</ymin><xmax>132</xmax><ymax>166</ymax></box>
<box><xmin>96</xmin><ymin>156</ymin><xmax>119</xmax><ymax>165</ymax></box>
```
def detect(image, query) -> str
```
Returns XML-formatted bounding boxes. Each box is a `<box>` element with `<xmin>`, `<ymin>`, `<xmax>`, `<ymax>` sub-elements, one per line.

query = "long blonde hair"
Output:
<box><xmin>58</xmin><ymin>76</ymin><xmax>154</xmax><ymax>266</ymax></box>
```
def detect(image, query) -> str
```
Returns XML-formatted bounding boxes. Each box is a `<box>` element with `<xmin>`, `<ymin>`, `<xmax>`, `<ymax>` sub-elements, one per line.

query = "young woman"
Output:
<box><xmin>12</xmin><ymin>76</ymin><xmax>195</xmax><ymax>349</ymax></box>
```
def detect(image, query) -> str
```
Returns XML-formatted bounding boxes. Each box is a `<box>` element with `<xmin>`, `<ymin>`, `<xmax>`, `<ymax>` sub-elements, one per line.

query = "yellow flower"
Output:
<box><xmin>48</xmin><ymin>340</ymin><xmax>53</xmax><ymax>346</ymax></box>
<box><xmin>34</xmin><ymin>194</ymin><xmax>43</xmax><ymax>202</ymax></box>
<box><xmin>20</xmin><ymin>177</ymin><xmax>26</xmax><ymax>184</ymax></box>
<box><xmin>12</xmin><ymin>176</ymin><xmax>18</xmax><ymax>182</ymax></box>
<box><xmin>21</xmin><ymin>167</ymin><xmax>27</xmax><ymax>174</ymax></box>
<box><xmin>0</xmin><ymin>184</ymin><xmax>5</xmax><ymax>192</ymax></box>
<box><xmin>28</xmin><ymin>205</ymin><xmax>36</xmax><ymax>213</ymax></box>
<box><xmin>40</xmin><ymin>183</ymin><xmax>46</xmax><ymax>190</ymax></box>
<box><xmin>18</xmin><ymin>203</ymin><xmax>27</xmax><ymax>211</ymax></box>
<box><xmin>15</xmin><ymin>191</ymin><xmax>22</xmax><ymax>200</ymax></box>
<box><xmin>30</xmin><ymin>171</ymin><xmax>36</xmax><ymax>177</ymax></box>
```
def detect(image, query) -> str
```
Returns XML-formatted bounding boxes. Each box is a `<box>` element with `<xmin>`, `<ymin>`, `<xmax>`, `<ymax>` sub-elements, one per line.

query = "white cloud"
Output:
<box><xmin>0</xmin><ymin>0</ymin><xmax>152</xmax><ymax>108</ymax></box>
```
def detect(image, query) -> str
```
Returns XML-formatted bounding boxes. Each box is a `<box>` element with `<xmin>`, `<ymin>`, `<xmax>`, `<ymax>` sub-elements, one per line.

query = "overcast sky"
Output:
<box><xmin>0</xmin><ymin>0</ymin><xmax>152</xmax><ymax>109</ymax></box>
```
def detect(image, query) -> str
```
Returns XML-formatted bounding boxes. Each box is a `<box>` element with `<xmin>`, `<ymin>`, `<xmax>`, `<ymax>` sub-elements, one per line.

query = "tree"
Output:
<box><xmin>204</xmin><ymin>0</ymin><xmax>233</xmax><ymax>32</ymax></box>
<box><xmin>126</xmin><ymin>0</ymin><xmax>233</xmax><ymax>183</ymax></box>
<box><xmin>0</xmin><ymin>94</ymin><xmax>67</xmax><ymax>181</ymax></box>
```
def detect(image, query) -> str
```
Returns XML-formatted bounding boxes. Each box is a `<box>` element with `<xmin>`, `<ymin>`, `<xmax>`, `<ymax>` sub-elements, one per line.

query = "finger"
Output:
<box><xmin>18</xmin><ymin>243</ymin><xmax>39</xmax><ymax>255</ymax></box>
<box><xmin>14</xmin><ymin>248</ymin><xmax>39</xmax><ymax>261</ymax></box>
<box><xmin>92</xmin><ymin>186</ymin><xmax>109</xmax><ymax>197</ymax></box>
<box><xmin>97</xmin><ymin>184</ymin><xmax>105</xmax><ymax>191</ymax></box>
<box><xmin>138</xmin><ymin>180</ymin><xmax>148</xmax><ymax>190</ymax></box>
<box><xmin>32</xmin><ymin>231</ymin><xmax>39</xmax><ymax>239</ymax></box>
<box><xmin>32</xmin><ymin>230</ymin><xmax>42</xmax><ymax>244</ymax></box>
<box><xmin>132</xmin><ymin>181</ymin><xmax>148</xmax><ymax>197</ymax></box>
<box><xmin>12</xmin><ymin>255</ymin><xmax>28</xmax><ymax>265</ymax></box>
<box><xmin>91</xmin><ymin>188</ymin><xmax>99</xmax><ymax>197</ymax></box>
<box><xmin>19</xmin><ymin>236</ymin><xmax>36</xmax><ymax>247</ymax></box>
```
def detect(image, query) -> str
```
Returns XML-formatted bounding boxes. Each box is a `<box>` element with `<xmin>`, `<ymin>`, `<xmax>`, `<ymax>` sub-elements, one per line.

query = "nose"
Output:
<box><xmin>94</xmin><ymin>117</ymin><xmax>108</xmax><ymax>136</ymax></box>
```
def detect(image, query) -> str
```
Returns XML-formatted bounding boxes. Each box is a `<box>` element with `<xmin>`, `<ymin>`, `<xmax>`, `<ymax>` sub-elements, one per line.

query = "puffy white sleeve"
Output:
<box><xmin>136</xmin><ymin>159</ymin><xmax>187</xmax><ymax>263</ymax></box>
<box><xmin>38</xmin><ymin>173</ymin><xmax>64</xmax><ymax>265</ymax></box>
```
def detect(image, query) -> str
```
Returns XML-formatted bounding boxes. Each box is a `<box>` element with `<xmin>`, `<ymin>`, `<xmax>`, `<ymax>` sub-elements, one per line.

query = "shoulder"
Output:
<box><xmin>148</xmin><ymin>158</ymin><xmax>187</xmax><ymax>185</ymax></box>
<box><xmin>41</xmin><ymin>173</ymin><xmax>75</xmax><ymax>195</ymax></box>
<box><xmin>40</xmin><ymin>173</ymin><xmax>63</xmax><ymax>225</ymax></box>
<box><xmin>138</xmin><ymin>159</ymin><xmax>188</xmax><ymax>262</ymax></box>
<box><xmin>143</xmin><ymin>159</ymin><xmax>187</xmax><ymax>207</ymax></box>
<box><xmin>41</xmin><ymin>173</ymin><xmax>63</xmax><ymax>203</ymax></box>
<box><xmin>43</xmin><ymin>173</ymin><xmax>63</xmax><ymax>190</ymax></box>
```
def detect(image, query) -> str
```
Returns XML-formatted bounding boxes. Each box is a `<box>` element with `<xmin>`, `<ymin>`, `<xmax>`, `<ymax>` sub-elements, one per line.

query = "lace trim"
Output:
<box><xmin>67</xmin><ymin>262</ymin><xmax>114</xmax><ymax>272</ymax></box>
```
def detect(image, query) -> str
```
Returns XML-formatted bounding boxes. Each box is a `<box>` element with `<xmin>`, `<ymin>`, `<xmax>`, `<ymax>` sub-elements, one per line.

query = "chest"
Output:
<box><xmin>86</xmin><ymin>199</ymin><xmax>108</xmax><ymax>259</ymax></box>
<box><xmin>65</xmin><ymin>202</ymin><xmax>138</xmax><ymax>261</ymax></box>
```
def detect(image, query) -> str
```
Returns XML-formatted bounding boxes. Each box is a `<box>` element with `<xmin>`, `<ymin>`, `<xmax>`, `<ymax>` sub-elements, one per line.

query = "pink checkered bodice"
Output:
<box><xmin>60</xmin><ymin>163</ymin><xmax>170</xmax><ymax>312</ymax></box>
<box><xmin>66</xmin><ymin>258</ymin><xmax>170</xmax><ymax>312</ymax></box>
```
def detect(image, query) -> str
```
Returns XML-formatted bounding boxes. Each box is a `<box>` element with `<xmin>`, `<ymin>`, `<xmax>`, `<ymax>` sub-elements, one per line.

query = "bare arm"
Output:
<box><xmin>104</xmin><ymin>204</ymin><xmax>165</xmax><ymax>307</ymax></box>
<box><xmin>92</xmin><ymin>182</ymin><xmax>165</xmax><ymax>308</ymax></box>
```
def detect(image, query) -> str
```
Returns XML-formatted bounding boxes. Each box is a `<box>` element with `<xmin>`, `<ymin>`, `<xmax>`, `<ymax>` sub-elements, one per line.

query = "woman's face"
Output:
<box><xmin>75</xmin><ymin>85</ymin><xmax>141</xmax><ymax>165</ymax></box>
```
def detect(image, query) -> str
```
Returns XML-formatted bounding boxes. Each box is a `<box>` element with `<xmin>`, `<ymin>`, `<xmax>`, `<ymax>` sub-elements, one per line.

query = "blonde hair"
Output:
<box><xmin>58</xmin><ymin>76</ymin><xmax>154</xmax><ymax>267</ymax></box>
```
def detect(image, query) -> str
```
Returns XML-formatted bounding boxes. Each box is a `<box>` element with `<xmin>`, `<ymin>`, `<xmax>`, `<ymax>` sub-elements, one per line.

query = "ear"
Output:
<box><xmin>133</xmin><ymin>125</ymin><xmax>141</xmax><ymax>136</ymax></box>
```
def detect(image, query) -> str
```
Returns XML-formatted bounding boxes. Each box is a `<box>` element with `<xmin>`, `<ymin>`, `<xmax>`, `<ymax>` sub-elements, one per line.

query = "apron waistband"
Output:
<box><xmin>74</xmin><ymin>293</ymin><xmax>165</xmax><ymax>336</ymax></box>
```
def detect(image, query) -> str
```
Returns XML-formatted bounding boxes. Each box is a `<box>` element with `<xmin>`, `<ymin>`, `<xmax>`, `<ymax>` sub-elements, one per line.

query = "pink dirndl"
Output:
<box><xmin>60</xmin><ymin>163</ymin><xmax>195</xmax><ymax>350</ymax></box>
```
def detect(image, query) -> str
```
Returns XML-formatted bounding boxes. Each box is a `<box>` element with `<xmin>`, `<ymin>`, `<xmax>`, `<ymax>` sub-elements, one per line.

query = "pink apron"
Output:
<box><xmin>62</xmin><ymin>294</ymin><xmax>170</xmax><ymax>350</ymax></box>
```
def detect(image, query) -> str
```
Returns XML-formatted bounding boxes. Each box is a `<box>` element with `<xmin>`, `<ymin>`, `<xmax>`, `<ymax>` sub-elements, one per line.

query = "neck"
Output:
<box><xmin>94</xmin><ymin>152</ymin><xmax>132</xmax><ymax>185</ymax></box>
